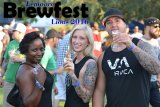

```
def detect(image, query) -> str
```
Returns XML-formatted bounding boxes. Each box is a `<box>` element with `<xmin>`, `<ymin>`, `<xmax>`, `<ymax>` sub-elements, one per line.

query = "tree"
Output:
<box><xmin>99</xmin><ymin>0</ymin><xmax>160</xmax><ymax>22</ymax></box>
<box><xmin>1</xmin><ymin>0</ymin><xmax>160</xmax><ymax>24</ymax></box>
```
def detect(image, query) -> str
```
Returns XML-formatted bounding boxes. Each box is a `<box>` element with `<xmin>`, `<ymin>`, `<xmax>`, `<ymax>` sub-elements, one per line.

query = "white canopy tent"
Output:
<box><xmin>31</xmin><ymin>16</ymin><xmax>57</xmax><ymax>34</ymax></box>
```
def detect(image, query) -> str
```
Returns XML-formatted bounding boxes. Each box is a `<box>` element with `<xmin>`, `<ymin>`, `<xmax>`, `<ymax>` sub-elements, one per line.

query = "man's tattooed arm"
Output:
<box><xmin>71</xmin><ymin>61</ymin><xmax>98</xmax><ymax>103</ymax></box>
<box><xmin>132</xmin><ymin>40</ymin><xmax>160</xmax><ymax>74</ymax></box>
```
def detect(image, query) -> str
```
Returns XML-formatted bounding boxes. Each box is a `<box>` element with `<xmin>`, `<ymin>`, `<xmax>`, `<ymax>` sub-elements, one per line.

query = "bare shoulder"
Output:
<box><xmin>81</xmin><ymin>58</ymin><xmax>97</xmax><ymax>72</ymax></box>
<box><xmin>85</xmin><ymin>58</ymin><xmax>97</xmax><ymax>65</ymax></box>
<box><xmin>83</xmin><ymin>58</ymin><xmax>97</xmax><ymax>72</ymax></box>
<box><xmin>16</xmin><ymin>65</ymin><xmax>34</xmax><ymax>82</ymax></box>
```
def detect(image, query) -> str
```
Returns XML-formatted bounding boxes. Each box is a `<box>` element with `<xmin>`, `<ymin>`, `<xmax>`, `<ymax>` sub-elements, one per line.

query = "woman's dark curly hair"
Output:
<box><xmin>19</xmin><ymin>32</ymin><xmax>45</xmax><ymax>54</ymax></box>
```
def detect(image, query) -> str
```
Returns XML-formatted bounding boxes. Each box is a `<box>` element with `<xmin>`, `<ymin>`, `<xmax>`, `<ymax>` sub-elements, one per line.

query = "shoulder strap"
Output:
<box><xmin>73</xmin><ymin>57</ymin><xmax>77</xmax><ymax>63</ymax></box>
<box><xmin>132</xmin><ymin>38</ymin><xmax>140</xmax><ymax>46</ymax></box>
<box><xmin>38</xmin><ymin>64</ymin><xmax>46</xmax><ymax>71</ymax></box>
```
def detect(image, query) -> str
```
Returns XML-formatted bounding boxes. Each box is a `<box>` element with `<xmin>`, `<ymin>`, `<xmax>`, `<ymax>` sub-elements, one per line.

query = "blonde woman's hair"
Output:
<box><xmin>69</xmin><ymin>24</ymin><xmax>95</xmax><ymax>58</ymax></box>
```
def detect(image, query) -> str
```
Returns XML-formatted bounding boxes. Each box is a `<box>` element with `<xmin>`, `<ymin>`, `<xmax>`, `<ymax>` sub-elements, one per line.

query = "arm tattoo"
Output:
<box><xmin>132</xmin><ymin>40</ymin><xmax>160</xmax><ymax>74</ymax></box>
<box><xmin>71</xmin><ymin>61</ymin><xmax>98</xmax><ymax>103</ymax></box>
<box><xmin>153</xmin><ymin>46</ymin><xmax>160</xmax><ymax>61</ymax></box>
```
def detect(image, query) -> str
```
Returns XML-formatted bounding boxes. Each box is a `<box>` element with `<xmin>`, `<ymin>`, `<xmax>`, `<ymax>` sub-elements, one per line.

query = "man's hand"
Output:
<box><xmin>54</xmin><ymin>85</ymin><xmax>58</xmax><ymax>95</ymax></box>
<box><xmin>113</xmin><ymin>33</ymin><xmax>133</xmax><ymax>47</ymax></box>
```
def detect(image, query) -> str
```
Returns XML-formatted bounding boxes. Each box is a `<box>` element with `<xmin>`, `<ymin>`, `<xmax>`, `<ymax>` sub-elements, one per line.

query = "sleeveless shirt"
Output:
<box><xmin>102</xmin><ymin>38</ymin><xmax>150</xmax><ymax>107</ymax></box>
<box><xmin>65</xmin><ymin>56</ymin><xmax>93</xmax><ymax>107</ymax></box>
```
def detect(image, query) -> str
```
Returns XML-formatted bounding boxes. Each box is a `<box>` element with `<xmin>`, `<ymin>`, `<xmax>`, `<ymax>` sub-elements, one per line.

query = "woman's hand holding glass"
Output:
<box><xmin>63</xmin><ymin>52</ymin><xmax>74</xmax><ymax>76</ymax></box>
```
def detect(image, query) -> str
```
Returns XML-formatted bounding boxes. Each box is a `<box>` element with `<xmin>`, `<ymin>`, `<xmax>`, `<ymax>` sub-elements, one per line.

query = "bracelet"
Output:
<box><xmin>73</xmin><ymin>80</ymin><xmax>80</xmax><ymax>88</ymax></box>
<box><xmin>53</xmin><ymin>70</ymin><xmax>56</xmax><ymax>75</ymax></box>
<box><xmin>35</xmin><ymin>80</ymin><xmax>45</xmax><ymax>91</ymax></box>
<box><xmin>128</xmin><ymin>43</ymin><xmax>135</xmax><ymax>51</ymax></box>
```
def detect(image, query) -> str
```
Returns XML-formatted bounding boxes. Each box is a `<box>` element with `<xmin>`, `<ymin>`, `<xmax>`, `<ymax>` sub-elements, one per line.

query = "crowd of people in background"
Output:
<box><xmin>0</xmin><ymin>7</ymin><xmax>159</xmax><ymax>107</ymax></box>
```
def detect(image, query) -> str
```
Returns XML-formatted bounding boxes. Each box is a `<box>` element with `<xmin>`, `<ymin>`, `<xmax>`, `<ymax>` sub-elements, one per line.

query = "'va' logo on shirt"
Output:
<box><xmin>107</xmin><ymin>57</ymin><xmax>133</xmax><ymax>76</ymax></box>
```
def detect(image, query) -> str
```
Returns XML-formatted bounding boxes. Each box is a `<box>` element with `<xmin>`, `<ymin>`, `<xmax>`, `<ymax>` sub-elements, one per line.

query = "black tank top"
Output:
<box><xmin>102</xmin><ymin>38</ymin><xmax>150</xmax><ymax>107</ymax></box>
<box><xmin>19</xmin><ymin>63</ymin><xmax>53</xmax><ymax>107</ymax></box>
<box><xmin>64</xmin><ymin>56</ymin><xmax>93</xmax><ymax>107</ymax></box>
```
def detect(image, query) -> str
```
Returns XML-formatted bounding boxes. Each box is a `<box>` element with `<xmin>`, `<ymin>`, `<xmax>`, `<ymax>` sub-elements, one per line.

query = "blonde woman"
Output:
<box><xmin>63</xmin><ymin>25</ymin><xmax>98</xmax><ymax>107</ymax></box>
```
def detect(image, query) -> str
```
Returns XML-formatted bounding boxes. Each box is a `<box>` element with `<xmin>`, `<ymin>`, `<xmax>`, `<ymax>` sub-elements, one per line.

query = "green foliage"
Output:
<box><xmin>49</xmin><ymin>24</ymin><xmax>74</xmax><ymax>32</ymax></box>
<box><xmin>99</xmin><ymin>0</ymin><xmax>160</xmax><ymax>22</ymax></box>
<box><xmin>1</xmin><ymin>0</ymin><xmax>160</xmax><ymax>25</ymax></box>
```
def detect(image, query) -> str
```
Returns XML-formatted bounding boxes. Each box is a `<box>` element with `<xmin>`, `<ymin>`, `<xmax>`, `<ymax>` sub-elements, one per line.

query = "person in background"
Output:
<box><xmin>35</xmin><ymin>31</ymin><xmax>46</xmax><ymax>40</ymax></box>
<box><xmin>0</xmin><ymin>26</ymin><xmax>5</xmax><ymax>64</ymax></box>
<box><xmin>131</xmin><ymin>26</ymin><xmax>143</xmax><ymax>39</ymax></box>
<box><xmin>16</xmin><ymin>32</ymin><xmax>53</xmax><ymax>107</ymax></box>
<box><xmin>0</xmin><ymin>35</ymin><xmax>3</xmax><ymax>65</ymax></box>
<box><xmin>2</xmin><ymin>25</ymin><xmax>11</xmax><ymax>53</ymax></box>
<box><xmin>142</xmin><ymin>17</ymin><xmax>160</xmax><ymax>107</ymax></box>
<box><xmin>40</xmin><ymin>29</ymin><xmax>62</xmax><ymax>107</ymax></box>
<box><xmin>24</xmin><ymin>22</ymin><xmax>36</xmax><ymax>35</ymax></box>
<box><xmin>0</xmin><ymin>23</ymin><xmax>26</xmax><ymax>107</ymax></box>
<box><xmin>0</xmin><ymin>26</ymin><xmax>5</xmax><ymax>41</ymax></box>
<box><xmin>60</xmin><ymin>29</ymin><xmax>66</xmax><ymax>37</ymax></box>
<box><xmin>93</xmin><ymin>8</ymin><xmax>160</xmax><ymax>107</ymax></box>
<box><xmin>54</xmin><ymin>26</ymin><xmax>75</xmax><ymax>107</ymax></box>
<box><xmin>90</xmin><ymin>22</ymin><xmax>102</xmax><ymax>58</ymax></box>
<box><xmin>101</xmin><ymin>36</ymin><xmax>112</xmax><ymax>51</ymax></box>
<box><xmin>64</xmin><ymin>24</ymin><xmax>98</xmax><ymax>107</ymax></box>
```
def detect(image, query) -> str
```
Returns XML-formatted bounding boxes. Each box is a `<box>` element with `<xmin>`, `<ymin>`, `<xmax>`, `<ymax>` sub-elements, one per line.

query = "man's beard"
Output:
<box><xmin>149</xmin><ymin>31</ymin><xmax>159</xmax><ymax>39</ymax></box>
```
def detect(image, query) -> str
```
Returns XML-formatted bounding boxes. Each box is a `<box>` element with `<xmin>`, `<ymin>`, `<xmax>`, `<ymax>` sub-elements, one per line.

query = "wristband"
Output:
<box><xmin>36</xmin><ymin>80</ymin><xmax>45</xmax><ymax>91</ymax></box>
<box><xmin>73</xmin><ymin>80</ymin><xmax>80</xmax><ymax>88</ymax></box>
<box><xmin>128</xmin><ymin>43</ymin><xmax>135</xmax><ymax>51</ymax></box>
<box><xmin>53</xmin><ymin>70</ymin><xmax>56</xmax><ymax>75</ymax></box>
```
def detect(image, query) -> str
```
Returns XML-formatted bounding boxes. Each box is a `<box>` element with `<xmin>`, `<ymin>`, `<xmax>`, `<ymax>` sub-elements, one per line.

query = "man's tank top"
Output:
<box><xmin>102</xmin><ymin>38</ymin><xmax>150</xmax><ymax>107</ymax></box>
<box><xmin>65</xmin><ymin>56</ymin><xmax>93</xmax><ymax>107</ymax></box>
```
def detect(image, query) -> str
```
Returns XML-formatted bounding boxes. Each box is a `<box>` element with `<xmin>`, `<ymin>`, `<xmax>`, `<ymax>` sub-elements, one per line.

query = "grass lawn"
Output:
<box><xmin>0</xmin><ymin>88</ymin><xmax>152</xmax><ymax>107</ymax></box>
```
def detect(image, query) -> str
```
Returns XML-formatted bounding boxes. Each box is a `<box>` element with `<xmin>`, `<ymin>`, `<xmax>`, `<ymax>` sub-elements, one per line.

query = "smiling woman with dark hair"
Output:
<box><xmin>16</xmin><ymin>32</ymin><xmax>53</xmax><ymax>107</ymax></box>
